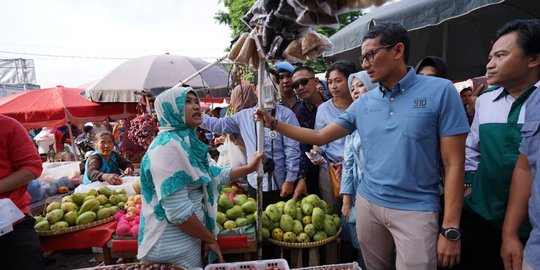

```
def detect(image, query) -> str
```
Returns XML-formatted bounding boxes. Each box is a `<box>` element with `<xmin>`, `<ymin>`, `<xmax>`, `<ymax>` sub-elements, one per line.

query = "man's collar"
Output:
<box><xmin>494</xmin><ymin>83</ymin><xmax>538</xmax><ymax>102</ymax></box>
<box><xmin>378</xmin><ymin>67</ymin><xmax>417</xmax><ymax>96</ymax></box>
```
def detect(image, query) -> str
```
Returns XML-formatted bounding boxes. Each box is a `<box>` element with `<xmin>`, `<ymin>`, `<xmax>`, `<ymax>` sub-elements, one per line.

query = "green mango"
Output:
<box><xmin>46</xmin><ymin>202</ymin><xmax>61</xmax><ymax>213</ymax></box>
<box><xmin>46</xmin><ymin>209</ymin><xmax>64</xmax><ymax>224</ymax></box>
<box><xmin>76</xmin><ymin>211</ymin><xmax>96</xmax><ymax>225</ymax></box>
<box><xmin>63</xmin><ymin>210</ymin><xmax>78</xmax><ymax>226</ymax></box>
<box><xmin>50</xmin><ymin>221</ymin><xmax>69</xmax><ymax>231</ymax></box>
<box><xmin>34</xmin><ymin>220</ymin><xmax>50</xmax><ymax>231</ymax></box>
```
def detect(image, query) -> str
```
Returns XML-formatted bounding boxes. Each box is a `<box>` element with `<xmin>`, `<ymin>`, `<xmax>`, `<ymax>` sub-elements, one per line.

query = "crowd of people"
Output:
<box><xmin>0</xmin><ymin>18</ymin><xmax>538</xmax><ymax>270</ymax></box>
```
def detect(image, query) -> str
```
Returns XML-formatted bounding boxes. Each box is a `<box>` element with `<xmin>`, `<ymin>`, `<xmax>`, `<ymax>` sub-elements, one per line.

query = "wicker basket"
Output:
<box><xmin>76</xmin><ymin>262</ymin><xmax>187</xmax><ymax>270</ymax></box>
<box><xmin>266</xmin><ymin>227</ymin><xmax>341</xmax><ymax>248</ymax></box>
<box><xmin>37</xmin><ymin>216</ymin><xmax>114</xmax><ymax>237</ymax></box>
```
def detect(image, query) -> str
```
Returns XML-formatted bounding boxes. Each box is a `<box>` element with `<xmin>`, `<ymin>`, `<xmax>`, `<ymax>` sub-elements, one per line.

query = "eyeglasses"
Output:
<box><xmin>359</xmin><ymin>44</ymin><xmax>396</xmax><ymax>63</ymax></box>
<box><xmin>292</xmin><ymin>77</ymin><xmax>315</xmax><ymax>89</ymax></box>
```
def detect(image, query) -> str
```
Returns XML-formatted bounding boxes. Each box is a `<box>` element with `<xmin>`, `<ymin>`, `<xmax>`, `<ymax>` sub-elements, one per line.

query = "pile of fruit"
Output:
<box><xmin>113</xmin><ymin>194</ymin><xmax>142</xmax><ymax>239</ymax></box>
<box><xmin>34</xmin><ymin>186</ymin><xmax>128</xmax><ymax>232</ymax></box>
<box><xmin>93</xmin><ymin>262</ymin><xmax>185</xmax><ymax>270</ymax></box>
<box><xmin>262</xmin><ymin>194</ymin><xmax>340</xmax><ymax>243</ymax></box>
<box><xmin>217</xmin><ymin>186</ymin><xmax>257</xmax><ymax>233</ymax></box>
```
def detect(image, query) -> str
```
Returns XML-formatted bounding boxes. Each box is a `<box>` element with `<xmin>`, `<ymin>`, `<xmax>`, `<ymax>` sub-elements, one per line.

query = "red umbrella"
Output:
<box><xmin>0</xmin><ymin>85</ymin><xmax>137</xmax><ymax>129</ymax></box>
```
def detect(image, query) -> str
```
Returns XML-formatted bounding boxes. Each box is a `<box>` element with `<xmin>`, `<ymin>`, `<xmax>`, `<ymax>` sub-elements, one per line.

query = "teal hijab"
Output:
<box><xmin>138</xmin><ymin>87</ymin><xmax>221</xmax><ymax>259</ymax></box>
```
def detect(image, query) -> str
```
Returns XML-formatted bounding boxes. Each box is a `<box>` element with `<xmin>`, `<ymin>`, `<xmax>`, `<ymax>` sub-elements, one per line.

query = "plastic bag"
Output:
<box><xmin>217</xmin><ymin>136</ymin><xmax>248</xmax><ymax>168</ymax></box>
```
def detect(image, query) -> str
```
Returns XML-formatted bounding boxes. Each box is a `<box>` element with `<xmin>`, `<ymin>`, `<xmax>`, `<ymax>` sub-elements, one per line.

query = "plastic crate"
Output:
<box><xmin>291</xmin><ymin>262</ymin><xmax>362</xmax><ymax>270</ymax></box>
<box><xmin>205</xmin><ymin>259</ymin><xmax>289</xmax><ymax>270</ymax></box>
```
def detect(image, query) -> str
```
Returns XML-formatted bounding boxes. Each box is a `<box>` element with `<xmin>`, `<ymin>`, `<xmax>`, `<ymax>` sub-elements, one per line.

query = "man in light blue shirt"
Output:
<box><xmin>255</xmin><ymin>22</ymin><xmax>469</xmax><ymax>269</ymax></box>
<box><xmin>200</xmin><ymin>103</ymin><xmax>300</xmax><ymax>206</ymax></box>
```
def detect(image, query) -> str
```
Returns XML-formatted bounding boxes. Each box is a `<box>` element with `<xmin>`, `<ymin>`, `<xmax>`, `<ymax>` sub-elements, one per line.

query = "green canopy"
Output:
<box><xmin>324</xmin><ymin>0</ymin><xmax>539</xmax><ymax>80</ymax></box>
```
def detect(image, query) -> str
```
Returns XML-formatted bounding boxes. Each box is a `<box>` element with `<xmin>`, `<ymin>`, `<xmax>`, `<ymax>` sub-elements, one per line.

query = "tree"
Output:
<box><xmin>214</xmin><ymin>0</ymin><xmax>255</xmax><ymax>40</ymax></box>
<box><xmin>214</xmin><ymin>1</ymin><xmax>362</xmax><ymax>73</ymax></box>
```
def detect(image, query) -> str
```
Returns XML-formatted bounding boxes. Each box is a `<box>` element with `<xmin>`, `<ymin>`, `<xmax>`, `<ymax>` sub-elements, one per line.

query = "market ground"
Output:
<box><xmin>44</xmin><ymin>248</ymin><xmax>252</xmax><ymax>269</ymax></box>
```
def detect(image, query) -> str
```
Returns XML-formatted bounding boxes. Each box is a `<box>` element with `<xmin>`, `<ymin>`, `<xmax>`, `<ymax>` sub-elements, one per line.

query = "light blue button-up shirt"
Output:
<box><xmin>200</xmin><ymin>105</ymin><xmax>300</xmax><ymax>192</ymax></box>
<box><xmin>520</xmin><ymin>82</ymin><xmax>540</xmax><ymax>269</ymax></box>
<box><xmin>336</xmin><ymin>68</ymin><xmax>470</xmax><ymax>211</ymax></box>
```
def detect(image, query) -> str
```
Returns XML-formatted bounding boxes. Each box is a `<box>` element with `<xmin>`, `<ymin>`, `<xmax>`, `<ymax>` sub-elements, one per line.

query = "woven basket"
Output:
<box><xmin>266</xmin><ymin>227</ymin><xmax>341</xmax><ymax>248</ymax></box>
<box><xmin>36</xmin><ymin>216</ymin><xmax>114</xmax><ymax>237</ymax></box>
<box><xmin>76</xmin><ymin>262</ymin><xmax>187</xmax><ymax>270</ymax></box>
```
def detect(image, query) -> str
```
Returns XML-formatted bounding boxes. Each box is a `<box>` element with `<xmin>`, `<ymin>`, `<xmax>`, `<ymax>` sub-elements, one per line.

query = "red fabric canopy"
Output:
<box><xmin>0</xmin><ymin>86</ymin><xmax>137</xmax><ymax>129</ymax></box>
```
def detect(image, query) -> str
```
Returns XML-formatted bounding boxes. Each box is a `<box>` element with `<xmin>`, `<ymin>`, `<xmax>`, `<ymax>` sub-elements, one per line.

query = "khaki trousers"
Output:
<box><xmin>355</xmin><ymin>194</ymin><xmax>439</xmax><ymax>270</ymax></box>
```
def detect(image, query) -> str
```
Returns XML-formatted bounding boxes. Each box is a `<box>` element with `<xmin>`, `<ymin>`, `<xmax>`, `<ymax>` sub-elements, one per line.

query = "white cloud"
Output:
<box><xmin>0</xmin><ymin>0</ymin><xmax>232</xmax><ymax>88</ymax></box>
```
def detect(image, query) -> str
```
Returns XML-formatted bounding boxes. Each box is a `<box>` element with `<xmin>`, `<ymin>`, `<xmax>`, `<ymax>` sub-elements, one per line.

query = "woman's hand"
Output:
<box><xmin>342</xmin><ymin>194</ymin><xmax>352</xmax><ymax>220</ymax></box>
<box><xmin>248</xmin><ymin>152</ymin><xmax>265</xmax><ymax>172</ymax></box>
<box><xmin>204</xmin><ymin>239</ymin><xmax>224</xmax><ymax>263</ymax></box>
<box><xmin>101</xmin><ymin>173</ymin><xmax>122</xmax><ymax>185</ymax></box>
<box><xmin>333</xmin><ymin>162</ymin><xmax>343</xmax><ymax>180</ymax></box>
<box><xmin>309</xmin><ymin>149</ymin><xmax>326</xmax><ymax>165</ymax></box>
<box><xmin>253</xmin><ymin>108</ymin><xmax>273</xmax><ymax>128</ymax></box>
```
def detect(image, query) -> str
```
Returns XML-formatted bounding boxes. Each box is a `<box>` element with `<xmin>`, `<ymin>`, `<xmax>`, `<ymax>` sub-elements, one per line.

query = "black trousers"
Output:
<box><xmin>451</xmin><ymin>209</ymin><xmax>527</xmax><ymax>270</ymax></box>
<box><xmin>0</xmin><ymin>215</ymin><xmax>45</xmax><ymax>270</ymax></box>
<box><xmin>247</xmin><ymin>184</ymin><xmax>290</xmax><ymax>209</ymax></box>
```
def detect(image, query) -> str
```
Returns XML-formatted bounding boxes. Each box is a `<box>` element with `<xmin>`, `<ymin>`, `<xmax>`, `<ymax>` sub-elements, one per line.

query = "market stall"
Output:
<box><xmin>31</xmin><ymin>1</ymin><xmax>386</xmax><ymax>267</ymax></box>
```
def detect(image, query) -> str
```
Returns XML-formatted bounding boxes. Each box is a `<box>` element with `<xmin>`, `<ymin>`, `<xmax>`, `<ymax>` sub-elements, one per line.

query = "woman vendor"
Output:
<box><xmin>137</xmin><ymin>87</ymin><xmax>263</xmax><ymax>268</ymax></box>
<box><xmin>82</xmin><ymin>131</ymin><xmax>134</xmax><ymax>185</ymax></box>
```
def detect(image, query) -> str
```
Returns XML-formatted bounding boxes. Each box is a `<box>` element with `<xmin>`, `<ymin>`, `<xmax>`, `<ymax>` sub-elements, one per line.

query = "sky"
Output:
<box><xmin>0</xmin><ymin>0</ymin><xmax>232</xmax><ymax>88</ymax></box>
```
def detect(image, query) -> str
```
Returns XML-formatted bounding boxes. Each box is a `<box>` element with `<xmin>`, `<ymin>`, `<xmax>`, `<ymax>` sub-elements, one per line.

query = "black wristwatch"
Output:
<box><xmin>440</xmin><ymin>227</ymin><xmax>462</xmax><ymax>241</ymax></box>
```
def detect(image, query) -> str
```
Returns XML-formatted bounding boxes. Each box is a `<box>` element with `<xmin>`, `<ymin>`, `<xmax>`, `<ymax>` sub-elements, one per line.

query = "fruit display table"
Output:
<box><xmin>40</xmin><ymin>221</ymin><xmax>118</xmax><ymax>264</ymax></box>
